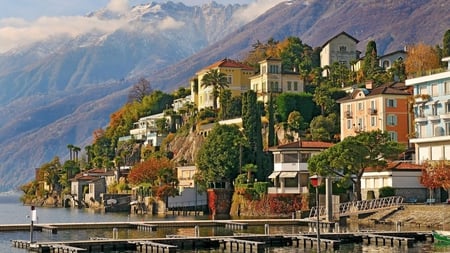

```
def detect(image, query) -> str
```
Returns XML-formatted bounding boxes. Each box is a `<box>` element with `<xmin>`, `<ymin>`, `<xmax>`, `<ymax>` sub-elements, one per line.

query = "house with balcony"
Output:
<box><xmin>267</xmin><ymin>140</ymin><xmax>333</xmax><ymax>195</ymax></box>
<box><xmin>406</xmin><ymin>57</ymin><xmax>450</xmax><ymax>163</ymax></box>
<box><xmin>337</xmin><ymin>81</ymin><xmax>412</xmax><ymax>145</ymax></box>
<box><xmin>320</xmin><ymin>31</ymin><xmax>360</xmax><ymax>77</ymax></box>
<box><xmin>249</xmin><ymin>57</ymin><xmax>304</xmax><ymax>103</ymax></box>
<box><xmin>191</xmin><ymin>58</ymin><xmax>255</xmax><ymax>110</ymax></box>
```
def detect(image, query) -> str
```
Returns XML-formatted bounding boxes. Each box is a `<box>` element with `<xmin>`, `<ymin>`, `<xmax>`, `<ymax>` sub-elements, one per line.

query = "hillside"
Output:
<box><xmin>0</xmin><ymin>0</ymin><xmax>449</xmax><ymax>192</ymax></box>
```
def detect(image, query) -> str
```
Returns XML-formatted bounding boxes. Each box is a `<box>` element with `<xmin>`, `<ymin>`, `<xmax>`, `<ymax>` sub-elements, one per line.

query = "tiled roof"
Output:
<box><xmin>270</xmin><ymin>141</ymin><xmax>334</xmax><ymax>150</ymax></box>
<box><xmin>338</xmin><ymin>82</ymin><xmax>411</xmax><ymax>102</ymax></box>
<box><xmin>321</xmin><ymin>31</ymin><xmax>359</xmax><ymax>48</ymax></box>
<box><xmin>203</xmin><ymin>58</ymin><xmax>254</xmax><ymax>71</ymax></box>
<box><xmin>365</xmin><ymin>161</ymin><xmax>424</xmax><ymax>172</ymax></box>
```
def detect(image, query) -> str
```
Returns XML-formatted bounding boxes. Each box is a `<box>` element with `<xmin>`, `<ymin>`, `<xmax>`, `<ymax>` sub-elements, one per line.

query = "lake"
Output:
<box><xmin>0</xmin><ymin>193</ymin><xmax>449</xmax><ymax>252</ymax></box>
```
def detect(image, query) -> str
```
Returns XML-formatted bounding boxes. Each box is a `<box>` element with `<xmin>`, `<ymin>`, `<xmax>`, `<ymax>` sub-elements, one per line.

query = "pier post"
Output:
<box><xmin>264</xmin><ymin>224</ymin><xmax>270</xmax><ymax>235</ymax></box>
<box><xmin>195</xmin><ymin>225</ymin><xmax>200</xmax><ymax>237</ymax></box>
<box><xmin>29</xmin><ymin>206</ymin><xmax>37</xmax><ymax>243</ymax></box>
<box><xmin>113</xmin><ymin>227</ymin><xmax>118</xmax><ymax>239</ymax></box>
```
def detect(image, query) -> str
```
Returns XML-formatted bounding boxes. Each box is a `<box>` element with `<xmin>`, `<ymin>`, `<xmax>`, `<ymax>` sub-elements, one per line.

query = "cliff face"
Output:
<box><xmin>168</xmin><ymin>131</ymin><xmax>206</xmax><ymax>166</ymax></box>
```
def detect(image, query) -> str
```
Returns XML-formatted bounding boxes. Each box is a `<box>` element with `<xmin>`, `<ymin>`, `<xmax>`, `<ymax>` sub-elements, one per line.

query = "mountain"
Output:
<box><xmin>0</xmin><ymin>0</ymin><xmax>448</xmax><ymax>192</ymax></box>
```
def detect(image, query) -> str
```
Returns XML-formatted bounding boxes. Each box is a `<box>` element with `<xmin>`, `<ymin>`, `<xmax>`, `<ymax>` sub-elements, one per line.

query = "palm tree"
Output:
<box><xmin>72</xmin><ymin>146</ymin><xmax>81</xmax><ymax>162</ymax></box>
<box><xmin>67</xmin><ymin>144</ymin><xmax>74</xmax><ymax>161</ymax></box>
<box><xmin>201</xmin><ymin>69</ymin><xmax>229</xmax><ymax>111</ymax></box>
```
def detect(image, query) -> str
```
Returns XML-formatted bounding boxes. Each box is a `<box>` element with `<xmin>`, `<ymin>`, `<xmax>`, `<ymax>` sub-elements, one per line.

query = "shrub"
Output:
<box><xmin>379</xmin><ymin>186</ymin><xmax>396</xmax><ymax>198</ymax></box>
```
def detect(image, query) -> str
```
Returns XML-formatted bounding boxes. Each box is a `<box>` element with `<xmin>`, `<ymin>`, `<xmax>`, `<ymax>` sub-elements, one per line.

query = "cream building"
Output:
<box><xmin>320</xmin><ymin>31</ymin><xmax>360</xmax><ymax>76</ymax></box>
<box><xmin>249</xmin><ymin>57</ymin><xmax>304</xmax><ymax>103</ymax></box>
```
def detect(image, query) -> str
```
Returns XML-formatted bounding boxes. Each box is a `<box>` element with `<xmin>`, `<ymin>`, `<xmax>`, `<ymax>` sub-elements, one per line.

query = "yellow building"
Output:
<box><xmin>191</xmin><ymin>58</ymin><xmax>255</xmax><ymax>110</ymax></box>
<box><xmin>250</xmin><ymin>57</ymin><xmax>304</xmax><ymax>103</ymax></box>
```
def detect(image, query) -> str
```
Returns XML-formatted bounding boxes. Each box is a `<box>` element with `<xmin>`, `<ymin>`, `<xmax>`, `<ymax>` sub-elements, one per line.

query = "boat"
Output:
<box><xmin>432</xmin><ymin>230</ymin><xmax>450</xmax><ymax>243</ymax></box>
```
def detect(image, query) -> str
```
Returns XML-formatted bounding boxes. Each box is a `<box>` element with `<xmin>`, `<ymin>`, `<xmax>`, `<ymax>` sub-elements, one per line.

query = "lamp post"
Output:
<box><xmin>310</xmin><ymin>175</ymin><xmax>323</xmax><ymax>252</ymax></box>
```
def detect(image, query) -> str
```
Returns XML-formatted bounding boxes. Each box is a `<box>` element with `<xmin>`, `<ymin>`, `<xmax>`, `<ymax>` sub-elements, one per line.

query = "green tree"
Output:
<box><xmin>362</xmin><ymin>40</ymin><xmax>378</xmax><ymax>79</ymax></box>
<box><xmin>276</xmin><ymin>92</ymin><xmax>317</xmax><ymax>123</ymax></box>
<box><xmin>267</xmin><ymin>92</ymin><xmax>276</xmax><ymax>147</ymax></box>
<box><xmin>287</xmin><ymin>110</ymin><xmax>305</xmax><ymax>136</ymax></box>
<box><xmin>308</xmin><ymin>130</ymin><xmax>404</xmax><ymax>200</ymax></box>
<box><xmin>443</xmin><ymin>29</ymin><xmax>450</xmax><ymax>58</ymax></box>
<box><xmin>242</xmin><ymin>90</ymin><xmax>265</xmax><ymax>179</ymax></box>
<box><xmin>196</xmin><ymin>124</ymin><xmax>242</xmax><ymax>190</ymax></box>
<box><xmin>201</xmin><ymin>69</ymin><xmax>229</xmax><ymax>111</ymax></box>
<box><xmin>309</xmin><ymin>113</ymin><xmax>339</xmax><ymax>141</ymax></box>
<box><xmin>219</xmin><ymin>89</ymin><xmax>232</xmax><ymax>120</ymax></box>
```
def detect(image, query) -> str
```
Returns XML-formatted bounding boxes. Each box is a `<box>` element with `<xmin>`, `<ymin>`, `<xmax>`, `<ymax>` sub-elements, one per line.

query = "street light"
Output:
<box><xmin>310</xmin><ymin>175</ymin><xmax>323</xmax><ymax>252</ymax></box>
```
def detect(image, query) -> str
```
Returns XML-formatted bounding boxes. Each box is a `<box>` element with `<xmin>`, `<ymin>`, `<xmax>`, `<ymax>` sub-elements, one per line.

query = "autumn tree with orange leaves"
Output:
<box><xmin>420</xmin><ymin>161</ymin><xmax>450</xmax><ymax>201</ymax></box>
<box><xmin>405</xmin><ymin>42</ymin><xmax>441</xmax><ymax>76</ymax></box>
<box><xmin>128</xmin><ymin>157</ymin><xmax>178</xmax><ymax>199</ymax></box>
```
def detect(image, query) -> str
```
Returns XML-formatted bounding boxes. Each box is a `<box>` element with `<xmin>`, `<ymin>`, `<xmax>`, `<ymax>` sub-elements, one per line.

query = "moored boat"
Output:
<box><xmin>432</xmin><ymin>230</ymin><xmax>450</xmax><ymax>243</ymax></box>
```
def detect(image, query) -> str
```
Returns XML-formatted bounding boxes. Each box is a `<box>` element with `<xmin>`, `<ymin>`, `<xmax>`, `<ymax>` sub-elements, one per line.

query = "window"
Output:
<box><xmin>261</xmin><ymin>65</ymin><xmax>267</xmax><ymax>74</ymax></box>
<box><xmin>388</xmin><ymin>131</ymin><xmax>398</xmax><ymax>142</ymax></box>
<box><xmin>370</xmin><ymin>116</ymin><xmax>377</xmax><ymax>127</ymax></box>
<box><xmin>370</xmin><ymin>100</ymin><xmax>376</xmax><ymax>110</ymax></box>
<box><xmin>419</xmin><ymin>124</ymin><xmax>427</xmax><ymax>138</ymax></box>
<box><xmin>418</xmin><ymin>106</ymin><xmax>425</xmax><ymax>117</ymax></box>
<box><xmin>387</xmin><ymin>114</ymin><xmax>397</xmax><ymax>126</ymax></box>
<box><xmin>300</xmin><ymin>153</ymin><xmax>311</xmax><ymax>162</ymax></box>
<box><xmin>339</xmin><ymin>46</ymin><xmax>347</xmax><ymax>52</ymax></box>
<box><xmin>274</xmin><ymin>153</ymin><xmax>281</xmax><ymax>163</ymax></box>
<box><xmin>347</xmin><ymin>119</ymin><xmax>352</xmax><ymax>129</ymax></box>
<box><xmin>446</xmin><ymin>102</ymin><xmax>450</xmax><ymax>114</ymax></box>
<box><xmin>283</xmin><ymin>153</ymin><xmax>297</xmax><ymax>163</ymax></box>
<box><xmin>358</xmin><ymin>102</ymin><xmax>364</xmax><ymax>111</ymax></box>
<box><xmin>226</xmin><ymin>75</ymin><xmax>232</xmax><ymax>84</ymax></box>
<box><xmin>445</xmin><ymin>82</ymin><xmax>450</xmax><ymax>95</ymax></box>
<box><xmin>431</xmin><ymin>84</ymin><xmax>439</xmax><ymax>96</ymax></box>
<box><xmin>383</xmin><ymin>60</ymin><xmax>390</xmax><ymax>69</ymax></box>
<box><xmin>387</xmin><ymin>99</ymin><xmax>397</xmax><ymax>108</ymax></box>
<box><xmin>293</xmin><ymin>81</ymin><xmax>298</xmax><ymax>91</ymax></box>
<box><xmin>446</xmin><ymin>122</ymin><xmax>450</xmax><ymax>136</ymax></box>
<box><xmin>287</xmin><ymin>81</ymin><xmax>292</xmax><ymax>91</ymax></box>
<box><xmin>419</xmin><ymin>85</ymin><xmax>428</xmax><ymax>95</ymax></box>
<box><xmin>269</xmin><ymin>65</ymin><xmax>279</xmax><ymax>74</ymax></box>
<box><xmin>431</xmin><ymin>103</ymin><xmax>438</xmax><ymax>116</ymax></box>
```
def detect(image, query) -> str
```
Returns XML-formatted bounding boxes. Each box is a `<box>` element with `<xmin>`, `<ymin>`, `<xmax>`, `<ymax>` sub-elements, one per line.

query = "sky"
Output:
<box><xmin>0</xmin><ymin>0</ymin><xmax>284</xmax><ymax>53</ymax></box>
<box><xmin>0</xmin><ymin>0</ymin><xmax>254</xmax><ymax>19</ymax></box>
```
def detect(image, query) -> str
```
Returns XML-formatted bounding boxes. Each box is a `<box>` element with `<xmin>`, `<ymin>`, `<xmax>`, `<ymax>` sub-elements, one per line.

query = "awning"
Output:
<box><xmin>279</xmin><ymin>172</ymin><xmax>298</xmax><ymax>178</ymax></box>
<box><xmin>268</xmin><ymin>172</ymin><xmax>280</xmax><ymax>179</ymax></box>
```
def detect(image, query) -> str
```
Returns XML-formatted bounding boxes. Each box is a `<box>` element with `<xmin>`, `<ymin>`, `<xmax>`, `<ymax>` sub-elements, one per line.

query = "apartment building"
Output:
<box><xmin>406</xmin><ymin>57</ymin><xmax>450</xmax><ymax>162</ymax></box>
<box><xmin>338</xmin><ymin>81</ymin><xmax>412</xmax><ymax>145</ymax></box>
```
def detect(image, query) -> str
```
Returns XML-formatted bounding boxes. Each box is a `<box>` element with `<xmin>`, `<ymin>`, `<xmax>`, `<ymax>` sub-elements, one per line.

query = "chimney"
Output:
<box><xmin>365</xmin><ymin>80</ymin><xmax>373</xmax><ymax>90</ymax></box>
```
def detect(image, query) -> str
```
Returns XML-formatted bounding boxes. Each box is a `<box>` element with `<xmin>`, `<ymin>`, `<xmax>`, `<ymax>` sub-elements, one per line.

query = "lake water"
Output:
<box><xmin>0</xmin><ymin>193</ymin><xmax>449</xmax><ymax>252</ymax></box>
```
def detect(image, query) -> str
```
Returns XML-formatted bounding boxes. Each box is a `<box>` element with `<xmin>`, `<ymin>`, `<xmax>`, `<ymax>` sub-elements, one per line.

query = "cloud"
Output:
<box><xmin>0</xmin><ymin>16</ymin><xmax>128</xmax><ymax>53</ymax></box>
<box><xmin>107</xmin><ymin>0</ymin><xmax>130</xmax><ymax>13</ymax></box>
<box><xmin>233</xmin><ymin>0</ymin><xmax>286</xmax><ymax>23</ymax></box>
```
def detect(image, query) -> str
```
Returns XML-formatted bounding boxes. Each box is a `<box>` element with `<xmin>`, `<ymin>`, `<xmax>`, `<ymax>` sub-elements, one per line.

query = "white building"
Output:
<box><xmin>268</xmin><ymin>141</ymin><xmax>333</xmax><ymax>195</ymax></box>
<box><xmin>406</xmin><ymin>57</ymin><xmax>450</xmax><ymax>163</ymax></box>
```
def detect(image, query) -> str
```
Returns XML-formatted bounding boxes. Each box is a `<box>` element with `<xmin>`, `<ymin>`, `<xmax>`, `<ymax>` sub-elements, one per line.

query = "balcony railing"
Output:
<box><xmin>368</xmin><ymin>108</ymin><xmax>377</xmax><ymax>115</ymax></box>
<box><xmin>345</xmin><ymin>111</ymin><xmax>352</xmax><ymax>118</ymax></box>
<box><xmin>407</xmin><ymin>67</ymin><xmax>448</xmax><ymax>79</ymax></box>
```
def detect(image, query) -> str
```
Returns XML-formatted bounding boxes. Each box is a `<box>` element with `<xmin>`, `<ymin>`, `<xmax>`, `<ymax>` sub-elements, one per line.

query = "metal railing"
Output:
<box><xmin>309</xmin><ymin>196</ymin><xmax>404</xmax><ymax>219</ymax></box>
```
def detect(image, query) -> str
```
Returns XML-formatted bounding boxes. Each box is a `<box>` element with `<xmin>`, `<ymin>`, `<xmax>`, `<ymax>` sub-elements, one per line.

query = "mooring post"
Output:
<box><xmin>29</xmin><ymin>206</ymin><xmax>37</xmax><ymax>243</ymax></box>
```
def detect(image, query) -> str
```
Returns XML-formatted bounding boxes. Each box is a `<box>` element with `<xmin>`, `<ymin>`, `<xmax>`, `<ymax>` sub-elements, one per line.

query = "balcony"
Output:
<box><xmin>441</xmin><ymin>113</ymin><xmax>450</xmax><ymax>120</ymax></box>
<box><xmin>345</xmin><ymin>111</ymin><xmax>353</xmax><ymax>118</ymax></box>
<box><xmin>414</xmin><ymin>94</ymin><xmax>431</xmax><ymax>104</ymax></box>
<box><xmin>427</xmin><ymin>114</ymin><xmax>441</xmax><ymax>121</ymax></box>
<box><xmin>368</xmin><ymin>108</ymin><xmax>377</xmax><ymax>115</ymax></box>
